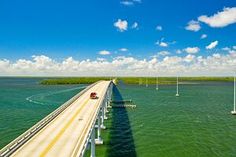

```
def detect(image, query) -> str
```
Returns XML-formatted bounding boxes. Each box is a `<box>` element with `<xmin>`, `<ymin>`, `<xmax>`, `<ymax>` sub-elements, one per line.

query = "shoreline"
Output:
<box><xmin>38</xmin><ymin>77</ymin><xmax>234</xmax><ymax>85</ymax></box>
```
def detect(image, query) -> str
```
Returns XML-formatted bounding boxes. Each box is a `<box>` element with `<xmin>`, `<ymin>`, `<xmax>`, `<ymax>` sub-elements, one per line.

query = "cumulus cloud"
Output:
<box><xmin>119</xmin><ymin>48</ymin><xmax>128</xmax><ymax>52</ymax></box>
<box><xmin>184</xmin><ymin>54</ymin><xmax>195</xmax><ymax>63</ymax></box>
<box><xmin>155</xmin><ymin>38</ymin><xmax>176</xmax><ymax>47</ymax></box>
<box><xmin>114</xmin><ymin>19</ymin><xmax>128</xmax><ymax>32</ymax></box>
<box><xmin>120</xmin><ymin>0</ymin><xmax>141</xmax><ymax>6</ymax></box>
<box><xmin>201</xmin><ymin>34</ymin><xmax>207</xmax><ymax>39</ymax></box>
<box><xmin>159</xmin><ymin>42</ymin><xmax>168</xmax><ymax>47</ymax></box>
<box><xmin>97</xmin><ymin>58</ymin><xmax>106</xmax><ymax>62</ymax></box>
<box><xmin>198</xmin><ymin>7</ymin><xmax>236</xmax><ymax>28</ymax></box>
<box><xmin>185</xmin><ymin>20</ymin><xmax>201</xmax><ymax>32</ymax></box>
<box><xmin>133</xmin><ymin>0</ymin><xmax>141</xmax><ymax>2</ymax></box>
<box><xmin>156</xmin><ymin>38</ymin><xmax>168</xmax><ymax>47</ymax></box>
<box><xmin>223</xmin><ymin>46</ymin><xmax>236</xmax><ymax>52</ymax></box>
<box><xmin>157</xmin><ymin>51</ymin><xmax>170</xmax><ymax>56</ymax></box>
<box><xmin>0</xmin><ymin>53</ymin><xmax>236</xmax><ymax>76</ymax></box>
<box><xmin>206</xmin><ymin>41</ymin><xmax>218</xmax><ymax>49</ymax></box>
<box><xmin>176</xmin><ymin>49</ymin><xmax>182</xmax><ymax>54</ymax></box>
<box><xmin>120</xmin><ymin>1</ymin><xmax>134</xmax><ymax>6</ymax></box>
<box><xmin>222</xmin><ymin>47</ymin><xmax>231</xmax><ymax>51</ymax></box>
<box><xmin>222</xmin><ymin>47</ymin><xmax>236</xmax><ymax>55</ymax></box>
<box><xmin>212</xmin><ymin>53</ymin><xmax>221</xmax><ymax>59</ymax></box>
<box><xmin>99</xmin><ymin>50</ymin><xmax>111</xmax><ymax>55</ymax></box>
<box><xmin>156</xmin><ymin>25</ymin><xmax>162</xmax><ymax>31</ymax></box>
<box><xmin>184</xmin><ymin>47</ymin><xmax>200</xmax><ymax>54</ymax></box>
<box><xmin>131</xmin><ymin>22</ymin><xmax>139</xmax><ymax>29</ymax></box>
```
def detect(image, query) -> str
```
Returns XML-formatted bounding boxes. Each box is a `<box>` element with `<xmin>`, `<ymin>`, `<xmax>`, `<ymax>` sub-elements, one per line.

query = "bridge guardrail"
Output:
<box><xmin>79</xmin><ymin>81</ymin><xmax>113</xmax><ymax>157</ymax></box>
<box><xmin>0</xmin><ymin>81</ymin><xmax>101</xmax><ymax>157</ymax></box>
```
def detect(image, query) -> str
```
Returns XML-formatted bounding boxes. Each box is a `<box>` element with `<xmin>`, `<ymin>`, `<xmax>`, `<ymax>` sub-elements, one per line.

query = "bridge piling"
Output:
<box><xmin>100</xmin><ymin>106</ymin><xmax>106</xmax><ymax>129</ymax></box>
<box><xmin>105</xmin><ymin>100</ymin><xmax>110</xmax><ymax>113</ymax></box>
<box><xmin>90</xmin><ymin>128</ymin><xmax>95</xmax><ymax>157</ymax></box>
<box><xmin>95</xmin><ymin>113</ymin><xmax>103</xmax><ymax>145</ymax></box>
<box><xmin>103</xmin><ymin>94</ymin><xmax>109</xmax><ymax>118</ymax></box>
<box><xmin>103</xmin><ymin>104</ymin><xmax>108</xmax><ymax>120</ymax></box>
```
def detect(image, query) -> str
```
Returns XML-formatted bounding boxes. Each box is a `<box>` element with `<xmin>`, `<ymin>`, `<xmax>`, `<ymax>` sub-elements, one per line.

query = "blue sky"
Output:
<box><xmin>0</xmin><ymin>0</ymin><xmax>236</xmax><ymax>76</ymax></box>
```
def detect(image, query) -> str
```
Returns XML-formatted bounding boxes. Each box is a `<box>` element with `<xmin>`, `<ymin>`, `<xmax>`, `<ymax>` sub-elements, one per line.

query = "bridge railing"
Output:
<box><xmin>79</xmin><ymin>81</ymin><xmax>113</xmax><ymax>157</ymax></box>
<box><xmin>0</xmin><ymin>81</ymin><xmax>101</xmax><ymax>157</ymax></box>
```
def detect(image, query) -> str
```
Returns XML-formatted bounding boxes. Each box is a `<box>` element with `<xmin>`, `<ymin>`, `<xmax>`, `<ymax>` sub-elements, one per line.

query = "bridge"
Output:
<box><xmin>0</xmin><ymin>80</ymin><xmax>113</xmax><ymax>157</ymax></box>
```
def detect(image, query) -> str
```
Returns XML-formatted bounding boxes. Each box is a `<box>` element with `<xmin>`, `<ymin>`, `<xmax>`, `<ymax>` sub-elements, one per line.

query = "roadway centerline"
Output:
<box><xmin>11</xmin><ymin>83</ymin><xmax>99</xmax><ymax>157</ymax></box>
<box><xmin>39</xmin><ymin>98</ymin><xmax>90</xmax><ymax>157</ymax></box>
<box><xmin>39</xmin><ymin>84</ymin><xmax>102</xmax><ymax>157</ymax></box>
<box><xmin>71</xmin><ymin>82</ymin><xmax>108</xmax><ymax>157</ymax></box>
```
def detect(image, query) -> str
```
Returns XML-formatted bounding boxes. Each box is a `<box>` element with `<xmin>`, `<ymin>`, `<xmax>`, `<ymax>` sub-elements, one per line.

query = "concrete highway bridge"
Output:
<box><xmin>0</xmin><ymin>80</ymin><xmax>113</xmax><ymax>157</ymax></box>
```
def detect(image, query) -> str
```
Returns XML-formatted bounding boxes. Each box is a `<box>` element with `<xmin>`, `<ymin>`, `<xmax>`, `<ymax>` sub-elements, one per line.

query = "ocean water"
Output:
<box><xmin>0</xmin><ymin>78</ymin><xmax>236</xmax><ymax>157</ymax></box>
<box><xmin>0</xmin><ymin>78</ymin><xmax>86</xmax><ymax>149</ymax></box>
<box><xmin>92</xmin><ymin>82</ymin><xmax>236</xmax><ymax>157</ymax></box>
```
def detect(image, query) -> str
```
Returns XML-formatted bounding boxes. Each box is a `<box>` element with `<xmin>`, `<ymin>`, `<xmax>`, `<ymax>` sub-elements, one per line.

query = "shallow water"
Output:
<box><xmin>93</xmin><ymin>82</ymin><xmax>236</xmax><ymax>157</ymax></box>
<box><xmin>0</xmin><ymin>78</ymin><xmax>85</xmax><ymax>148</ymax></box>
<box><xmin>0</xmin><ymin>78</ymin><xmax>236</xmax><ymax>157</ymax></box>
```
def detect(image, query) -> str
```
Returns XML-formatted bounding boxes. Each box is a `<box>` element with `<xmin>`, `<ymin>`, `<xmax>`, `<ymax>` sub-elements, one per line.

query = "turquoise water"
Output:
<box><xmin>1</xmin><ymin>78</ymin><xmax>236</xmax><ymax>157</ymax></box>
<box><xmin>110</xmin><ymin>82</ymin><xmax>236</xmax><ymax>157</ymax></box>
<box><xmin>0</xmin><ymin>78</ymin><xmax>86</xmax><ymax>148</ymax></box>
<box><xmin>93</xmin><ymin>82</ymin><xmax>236</xmax><ymax>157</ymax></box>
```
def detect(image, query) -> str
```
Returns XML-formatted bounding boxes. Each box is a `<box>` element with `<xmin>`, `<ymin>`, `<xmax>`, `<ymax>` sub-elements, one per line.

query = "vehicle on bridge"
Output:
<box><xmin>90</xmin><ymin>92</ymin><xmax>98</xmax><ymax>99</ymax></box>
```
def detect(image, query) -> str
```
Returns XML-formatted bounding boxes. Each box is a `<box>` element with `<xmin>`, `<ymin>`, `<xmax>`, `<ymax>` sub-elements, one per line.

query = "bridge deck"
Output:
<box><xmin>10</xmin><ymin>81</ymin><xmax>110</xmax><ymax>157</ymax></box>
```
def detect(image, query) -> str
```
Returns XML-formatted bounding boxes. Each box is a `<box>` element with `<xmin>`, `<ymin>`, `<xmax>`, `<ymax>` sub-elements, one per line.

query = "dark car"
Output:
<box><xmin>90</xmin><ymin>92</ymin><xmax>98</xmax><ymax>99</ymax></box>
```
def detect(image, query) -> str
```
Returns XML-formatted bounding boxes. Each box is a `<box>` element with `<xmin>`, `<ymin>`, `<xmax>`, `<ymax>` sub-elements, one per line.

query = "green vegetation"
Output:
<box><xmin>118</xmin><ymin>77</ymin><xmax>234</xmax><ymax>85</ymax></box>
<box><xmin>40</xmin><ymin>77</ymin><xmax>234</xmax><ymax>85</ymax></box>
<box><xmin>40</xmin><ymin>77</ymin><xmax>112</xmax><ymax>85</ymax></box>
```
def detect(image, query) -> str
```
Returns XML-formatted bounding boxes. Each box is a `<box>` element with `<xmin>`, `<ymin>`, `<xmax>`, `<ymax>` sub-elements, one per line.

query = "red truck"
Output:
<box><xmin>90</xmin><ymin>92</ymin><xmax>98</xmax><ymax>99</ymax></box>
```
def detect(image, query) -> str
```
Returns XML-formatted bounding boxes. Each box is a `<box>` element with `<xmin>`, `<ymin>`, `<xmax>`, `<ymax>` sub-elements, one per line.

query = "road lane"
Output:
<box><xmin>10</xmin><ymin>81</ymin><xmax>110</xmax><ymax>157</ymax></box>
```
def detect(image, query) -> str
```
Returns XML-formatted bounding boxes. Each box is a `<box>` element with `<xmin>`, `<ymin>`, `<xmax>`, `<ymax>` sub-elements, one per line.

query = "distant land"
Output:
<box><xmin>40</xmin><ymin>77</ymin><xmax>234</xmax><ymax>85</ymax></box>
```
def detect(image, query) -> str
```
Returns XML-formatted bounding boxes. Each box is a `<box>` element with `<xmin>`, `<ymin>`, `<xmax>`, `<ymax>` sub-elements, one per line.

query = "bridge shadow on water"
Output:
<box><xmin>106</xmin><ymin>85</ymin><xmax>137</xmax><ymax>157</ymax></box>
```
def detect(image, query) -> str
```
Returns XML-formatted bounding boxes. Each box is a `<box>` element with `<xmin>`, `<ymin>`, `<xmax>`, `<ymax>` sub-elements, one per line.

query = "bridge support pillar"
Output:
<box><xmin>100</xmin><ymin>107</ymin><xmax>106</xmax><ymax>129</ymax></box>
<box><xmin>105</xmin><ymin>100</ymin><xmax>109</xmax><ymax>112</ymax></box>
<box><xmin>103</xmin><ymin>104</ymin><xmax>108</xmax><ymax>120</ymax></box>
<box><xmin>90</xmin><ymin>128</ymin><xmax>96</xmax><ymax>157</ymax></box>
<box><xmin>95</xmin><ymin>115</ymin><xmax>103</xmax><ymax>145</ymax></box>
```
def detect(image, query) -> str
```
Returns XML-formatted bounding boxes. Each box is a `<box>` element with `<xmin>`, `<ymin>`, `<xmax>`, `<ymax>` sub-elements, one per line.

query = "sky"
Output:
<box><xmin>0</xmin><ymin>0</ymin><xmax>236</xmax><ymax>76</ymax></box>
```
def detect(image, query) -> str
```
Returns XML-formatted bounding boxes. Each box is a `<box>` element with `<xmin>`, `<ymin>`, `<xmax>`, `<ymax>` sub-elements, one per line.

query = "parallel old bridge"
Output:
<box><xmin>0</xmin><ymin>80</ymin><xmax>113</xmax><ymax>157</ymax></box>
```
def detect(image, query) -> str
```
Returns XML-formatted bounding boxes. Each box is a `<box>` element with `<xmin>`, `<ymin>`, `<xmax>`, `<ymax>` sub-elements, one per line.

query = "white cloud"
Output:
<box><xmin>120</xmin><ymin>0</ymin><xmax>141</xmax><ymax>6</ymax></box>
<box><xmin>184</xmin><ymin>47</ymin><xmax>200</xmax><ymax>54</ymax></box>
<box><xmin>201</xmin><ymin>34</ymin><xmax>207</xmax><ymax>39</ymax></box>
<box><xmin>212</xmin><ymin>53</ymin><xmax>221</xmax><ymax>59</ymax></box>
<box><xmin>222</xmin><ymin>47</ymin><xmax>236</xmax><ymax>56</ymax></box>
<box><xmin>119</xmin><ymin>48</ymin><xmax>128</xmax><ymax>52</ymax></box>
<box><xmin>184</xmin><ymin>54</ymin><xmax>195</xmax><ymax>63</ymax></box>
<box><xmin>155</xmin><ymin>38</ymin><xmax>168</xmax><ymax>47</ymax></box>
<box><xmin>120</xmin><ymin>1</ymin><xmax>134</xmax><ymax>6</ymax></box>
<box><xmin>99</xmin><ymin>50</ymin><xmax>111</xmax><ymax>55</ymax></box>
<box><xmin>185</xmin><ymin>20</ymin><xmax>201</xmax><ymax>32</ymax></box>
<box><xmin>222</xmin><ymin>47</ymin><xmax>230</xmax><ymax>51</ymax></box>
<box><xmin>222</xmin><ymin>47</ymin><xmax>236</xmax><ymax>55</ymax></box>
<box><xmin>131</xmin><ymin>22</ymin><xmax>138</xmax><ymax>29</ymax></box>
<box><xmin>206</xmin><ymin>41</ymin><xmax>218</xmax><ymax>49</ymax></box>
<box><xmin>133</xmin><ymin>0</ymin><xmax>141</xmax><ymax>2</ymax></box>
<box><xmin>155</xmin><ymin>38</ymin><xmax>176</xmax><ymax>47</ymax></box>
<box><xmin>158</xmin><ymin>51</ymin><xmax>170</xmax><ymax>56</ymax></box>
<box><xmin>0</xmin><ymin>53</ymin><xmax>236</xmax><ymax>76</ymax></box>
<box><xmin>114</xmin><ymin>19</ymin><xmax>128</xmax><ymax>32</ymax></box>
<box><xmin>229</xmin><ymin>50</ymin><xmax>236</xmax><ymax>55</ymax></box>
<box><xmin>159</xmin><ymin>42</ymin><xmax>168</xmax><ymax>47</ymax></box>
<box><xmin>156</xmin><ymin>25</ymin><xmax>162</xmax><ymax>31</ymax></box>
<box><xmin>151</xmin><ymin>51</ymin><xmax>170</xmax><ymax>58</ymax></box>
<box><xmin>97</xmin><ymin>58</ymin><xmax>106</xmax><ymax>62</ymax></box>
<box><xmin>198</xmin><ymin>7</ymin><xmax>236</xmax><ymax>28</ymax></box>
<box><xmin>176</xmin><ymin>49</ymin><xmax>182</xmax><ymax>54</ymax></box>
